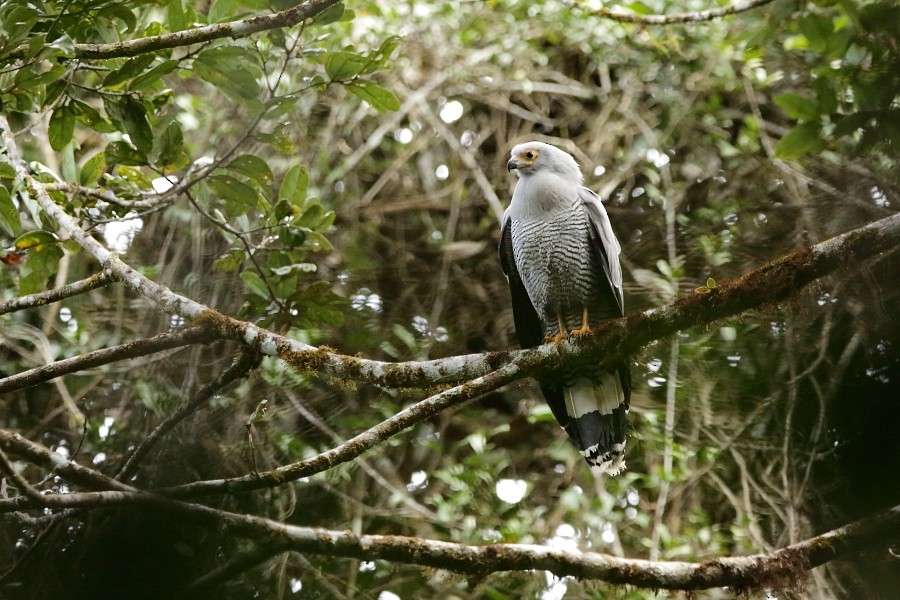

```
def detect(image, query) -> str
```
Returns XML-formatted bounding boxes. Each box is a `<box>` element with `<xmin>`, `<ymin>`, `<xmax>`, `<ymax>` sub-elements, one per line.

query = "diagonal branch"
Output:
<box><xmin>0</xmin><ymin>326</ymin><xmax>219</xmax><ymax>394</ymax></box>
<box><xmin>156</xmin><ymin>362</ymin><xmax>522</xmax><ymax>498</ymax></box>
<box><xmin>7</xmin><ymin>0</ymin><xmax>341</xmax><ymax>61</ymax></box>
<box><xmin>0</xmin><ymin>270</ymin><xmax>114</xmax><ymax>316</ymax></box>
<box><xmin>577</xmin><ymin>0</ymin><xmax>779</xmax><ymax>25</ymax></box>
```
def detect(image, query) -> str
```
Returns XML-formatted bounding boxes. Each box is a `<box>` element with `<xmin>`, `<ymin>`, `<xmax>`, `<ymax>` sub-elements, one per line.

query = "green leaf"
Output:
<box><xmin>775</xmin><ymin>122</ymin><xmax>825</xmax><ymax>159</ymax></box>
<box><xmin>121</xmin><ymin>97</ymin><xmax>154</xmax><ymax>154</ymax></box>
<box><xmin>346</xmin><ymin>80</ymin><xmax>400</xmax><ymax>112</ymax></box>
<box><xmin>71</xmin><ymin>100</ymin><xmax>115</xmax><ymax>133</ymax></box>
<box><xmin>0</xmin><ymin>186</ymin><xmax>21</xmax><ymax>237</ymax></box>
<box><xmin>18</xmin><ymin>238</ymin><xmax>64</xmax><ymax>295</ymax></box>
<box><xmin>207</xmin><ymin>0</ymin><xmax>267</xmax><ymax>23</ymax></box>
<box><xmin>14</xmin><ymin>64</ymin><xmax>66</xmax><ymax>90</ymax></box>
<box><xmin>240</xmin><ymin>270</ymin><xmax>271</xmax><ymax>298</ymax></box>
<box><xmin>103</xmin><ymin>54</ymin><xmax>156</xmax><ymax>88</ymax></box>
<box><xmin>313</xmin><ymin>2</ymin><xmax>345</xmax><ymax>25</ymax></box>
<box><xmin>60</xmin><ymin>140</ymin><xmax>77</xmax><ymax>182</ymax></box>
<box><xmin>214</xmin><ymin>249</ymin><xmax>244</xmax><ymax>272</ymax></box>
<box><xmin>278</xmin><ymin>164</ymin><xmax>309</xmax><ymax>206</ymax></box>
<box><xmin>208</xmin><ymin>174</ymin><xmax>259</xmax><ymax>218</ymax></box>
<box><xmin>626</xmin><ymin>2</ymin><xmax>654</xmax><ymax>15</ymax></box>
<box><xmin>227</xmin><ymin>155</ymin><xmax>273</xmax><ymax>187</ymax></box>
<box><xmin>324</xmin><ymin>51</ymin><xmax>367</xmax><ymax>81</ymax></box>
<box><xmin>194</xmin><ymin>47</ymin><xmax>261</xmax><ymax>100</ymax></box>
<box><xmin>105</xmin><ymin>141</ymin><xmax>148</xmax><ymax>166</ymax></box>
<box><xmin>798</xmin><ymin>15</ymin><xmax>833</xmax><ymax>52</ymax></box>
<box><xmin>129</xmin><ymin>59</ymin><xmax>179</xmax><ymax>91</ymax></box>
<box><xmin>48</xmin><ymin>104</ymin><xmax>76</xmax><ymax>152</ymax></box>
<box><xmin>773</xmin><ymin>92</ymin><xmax>819</xmax><ymax>122</ymax></box>
<box><xmin>157</xmin><ymin>122</ymin><xmax>186</xmax><ymax>168</ymax></box>
<box><xmin>14</xmin><ymin>230</ymin><xmax>58</xmax><ymax>251</ymax></box>
<box><xmin>79</xmin><ymin>152</ymin><xmax>107</xmax><ymax>186</ymax></box>
<box><xmin>167</xmin><ymin>0</ymin><xmax>186</xmax><ymax>32</ymax></box>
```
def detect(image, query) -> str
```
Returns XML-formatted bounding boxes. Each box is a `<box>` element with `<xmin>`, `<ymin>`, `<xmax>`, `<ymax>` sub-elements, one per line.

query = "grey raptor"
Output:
<box><xmin>499</xmin><ymin>141</ymin><xmax>631</xmax><ymax>474</ymax></box>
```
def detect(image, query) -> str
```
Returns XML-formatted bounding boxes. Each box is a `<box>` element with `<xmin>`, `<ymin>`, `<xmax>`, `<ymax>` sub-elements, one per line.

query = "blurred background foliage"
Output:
<box><xmin>0</xmin><ymin>0</ymin><xmax>898</xmax><ymax>598</ymax></box>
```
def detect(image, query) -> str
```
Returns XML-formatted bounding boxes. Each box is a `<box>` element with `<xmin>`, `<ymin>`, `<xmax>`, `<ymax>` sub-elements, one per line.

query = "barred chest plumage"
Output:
<box><xmin>509</xmin><ymin>205</ymin><xmax>600</xmax><ymax>337</ymax></box>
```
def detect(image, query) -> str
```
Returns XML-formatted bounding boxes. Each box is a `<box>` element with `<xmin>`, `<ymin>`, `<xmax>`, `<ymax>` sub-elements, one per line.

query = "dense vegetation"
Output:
<box><xmin>1</xmin><ymin>0</ymin><xmax>897</xmax><ymax>597</ymax></box>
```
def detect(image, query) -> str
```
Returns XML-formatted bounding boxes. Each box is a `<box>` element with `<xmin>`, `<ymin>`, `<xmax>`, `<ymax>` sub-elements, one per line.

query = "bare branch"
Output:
<box><xmin>0</xmin><ymin>326</ymin><xmax>219</xmax><ymax>394</ymax></box>
<box><xmin>0</xmin><ymin>271</ymin><xmax>114</xmax><ymax>316</ymax></box>
<box><xmin>578</xmin><ymin>0</ymin><xmax>779</xmax><ymax>25</ymax></box>
<box><xmin>6</xmin><ymin>0</ymin><xmax>340</xmax><ymax>61</ymax></box>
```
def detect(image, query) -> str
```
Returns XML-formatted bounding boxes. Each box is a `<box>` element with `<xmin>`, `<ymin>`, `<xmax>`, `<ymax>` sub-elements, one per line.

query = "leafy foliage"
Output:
<box><xmin>0</xmin><ymin>0</ymin><xmax>897</xmax><ymax>598</ymax></box>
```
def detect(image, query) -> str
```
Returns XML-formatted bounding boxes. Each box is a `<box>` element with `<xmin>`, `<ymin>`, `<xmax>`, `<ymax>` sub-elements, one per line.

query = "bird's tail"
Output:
<box><xmin>559</xmin><ymin>370</ymin><xmax>629</xmax><ymax>475</ymax></box>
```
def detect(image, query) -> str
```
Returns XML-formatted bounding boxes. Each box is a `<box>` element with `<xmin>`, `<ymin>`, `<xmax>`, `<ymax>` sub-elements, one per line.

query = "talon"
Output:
<box><xmin>572</xmin><ymin>306</ymin><xmax>591</xmax><ymax>336</ymax></box>
<box><xmin>544</xmin><ymin>331</ymin><xmax>568</xmax><ymax>344</ymax></box>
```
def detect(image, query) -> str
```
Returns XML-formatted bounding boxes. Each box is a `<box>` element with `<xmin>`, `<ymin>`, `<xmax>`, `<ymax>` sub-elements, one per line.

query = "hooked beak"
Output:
<box><xmin>506</xmin><ymin>158</ymin><xmax>518</xmax><ymax>172</ymax></box>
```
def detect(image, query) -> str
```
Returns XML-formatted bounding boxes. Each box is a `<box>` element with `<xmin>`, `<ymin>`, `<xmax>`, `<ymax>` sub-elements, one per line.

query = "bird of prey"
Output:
<box><xmin>499</xmin><ymin>141</ymin><xmax>631</xmax><ymax>475</ymax></box>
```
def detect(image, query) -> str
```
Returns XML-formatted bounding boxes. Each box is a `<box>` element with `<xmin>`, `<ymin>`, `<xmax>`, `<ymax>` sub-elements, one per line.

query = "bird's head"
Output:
<box><xmin>507</xmin><ymin>141</ymin><xmax>583</xmax><ymax>183</ymax></box>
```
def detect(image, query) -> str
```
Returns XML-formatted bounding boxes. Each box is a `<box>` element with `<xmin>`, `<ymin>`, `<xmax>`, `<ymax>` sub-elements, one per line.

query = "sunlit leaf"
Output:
<box><xmin>278</xmin><ymin>164</ymin><xmax>309</xmax><ymax>206</ymax></box>
<box><xmin>14</xmin><ymin>230</ymin><xmax>58</xmax><ymax>251</ymax></box>
<box><xmin>167</xmin><ymin>0</ymin><xmax>186</xmax><ymax>32</ymax></box>
<box><xmin>227</xmin><ymin>155</ymin><xmax>273</xmax><ymax>187</ymax></box>
<box><xmin>79</xmin><ymin>153</ymin><xmax>107</xmax><ymax>186</ymax></box>
<box><xmin>324</xmin><ymin>51</ymin><xmax>367</xmax><ymax>81</ymax></box>
<box><xmin>214</xmin><ymin>249</ymin><xmax>244</xmax><ymax>272</ymax></box>
<box><xmin>346</xmin><ymin>80</ymin><xmax>400</xmax><ymax>112</ymax></box>
<box><xmin>271</xmin><ymin>263</ymin><xmax>317</xmax><ymax>276</ymax></box>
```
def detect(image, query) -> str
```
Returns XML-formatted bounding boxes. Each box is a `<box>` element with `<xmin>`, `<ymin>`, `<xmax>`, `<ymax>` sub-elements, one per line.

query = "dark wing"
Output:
<box><xmin>499</xmin><ymin>215</ymin><xmax>544</xmax><ymax>349</ymax></box>
<box><xmin>580</xmin><ymin>188</ymin><xmax>631</xmax><ymax>410</ymax></box>
<box><xmin>580</xmin><ymin>188</ymin><xmax>624</xmax><ymax>315</ymax></box>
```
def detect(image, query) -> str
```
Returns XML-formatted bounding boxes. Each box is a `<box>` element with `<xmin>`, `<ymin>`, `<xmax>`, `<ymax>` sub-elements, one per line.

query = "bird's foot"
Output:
<box><xmin>571</xmin><ymin>323</ymin><xmax>591</xmax><ymax>337</ymax></box>
<box><xmin>543</xmin><ymin>331</ymin><xmax>568</xmax><ymax>344</ymax></box>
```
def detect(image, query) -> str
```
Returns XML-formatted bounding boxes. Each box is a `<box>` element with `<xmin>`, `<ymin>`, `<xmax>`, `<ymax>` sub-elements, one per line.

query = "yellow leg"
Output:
<box><xmin>572</xmin><ymin>306</ymin><xmax>591</xmax><ymax>336</ymax></box>
<box><xmin>544</xmin><ymin>314</ymin><xmax>569</xmax><ymax>344</ymax></box>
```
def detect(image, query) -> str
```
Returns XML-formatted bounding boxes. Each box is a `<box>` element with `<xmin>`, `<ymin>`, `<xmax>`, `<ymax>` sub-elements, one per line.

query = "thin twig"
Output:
<box><xmin>0</xmin><ymin>271</ymin><xmax>114</xmax><ymax>316</ymax></box>
<box><xmin>0</xmin><ymin>326</ymin><xmax>218</xmax><ymax>394</ymax></box>
<box><xmin>579</xmin><ymin>0</ymin><xmax>779</xmax><ymax>25</ymax></box>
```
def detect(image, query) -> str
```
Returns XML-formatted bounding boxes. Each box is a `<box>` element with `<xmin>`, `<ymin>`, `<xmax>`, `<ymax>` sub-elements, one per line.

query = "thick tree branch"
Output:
<box><xmin>0</xmin><ymin>326</ymin><xmax>219</xmax><ymax>394</ymax></box>
<box><xmin>579</xmin><ymin>0</ymin><xmax>779</xmax><ymax>25</ymax></box>
<box><xmin>6</xmin><ymin>0</ymin><xmax>340</xmax><ymax>61</ymax></box>
<box><xmin>0</xmin><ymin>270</ymin><xmax>114</xmax><ymax>316</ymax></box>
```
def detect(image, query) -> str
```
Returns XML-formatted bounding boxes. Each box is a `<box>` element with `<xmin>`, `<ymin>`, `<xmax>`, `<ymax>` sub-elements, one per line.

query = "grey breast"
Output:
<box><xmin>509</xmin><ymin>205</ymin><xmax>595</xmax><ymax>336</ymax></box>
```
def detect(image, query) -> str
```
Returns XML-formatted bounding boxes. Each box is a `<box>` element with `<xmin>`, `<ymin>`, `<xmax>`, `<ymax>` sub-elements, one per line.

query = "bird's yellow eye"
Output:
<box><xmin>525</xmin><ymin>151</ymin><xmax>535</xmax><ymax>160</ymax></box>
